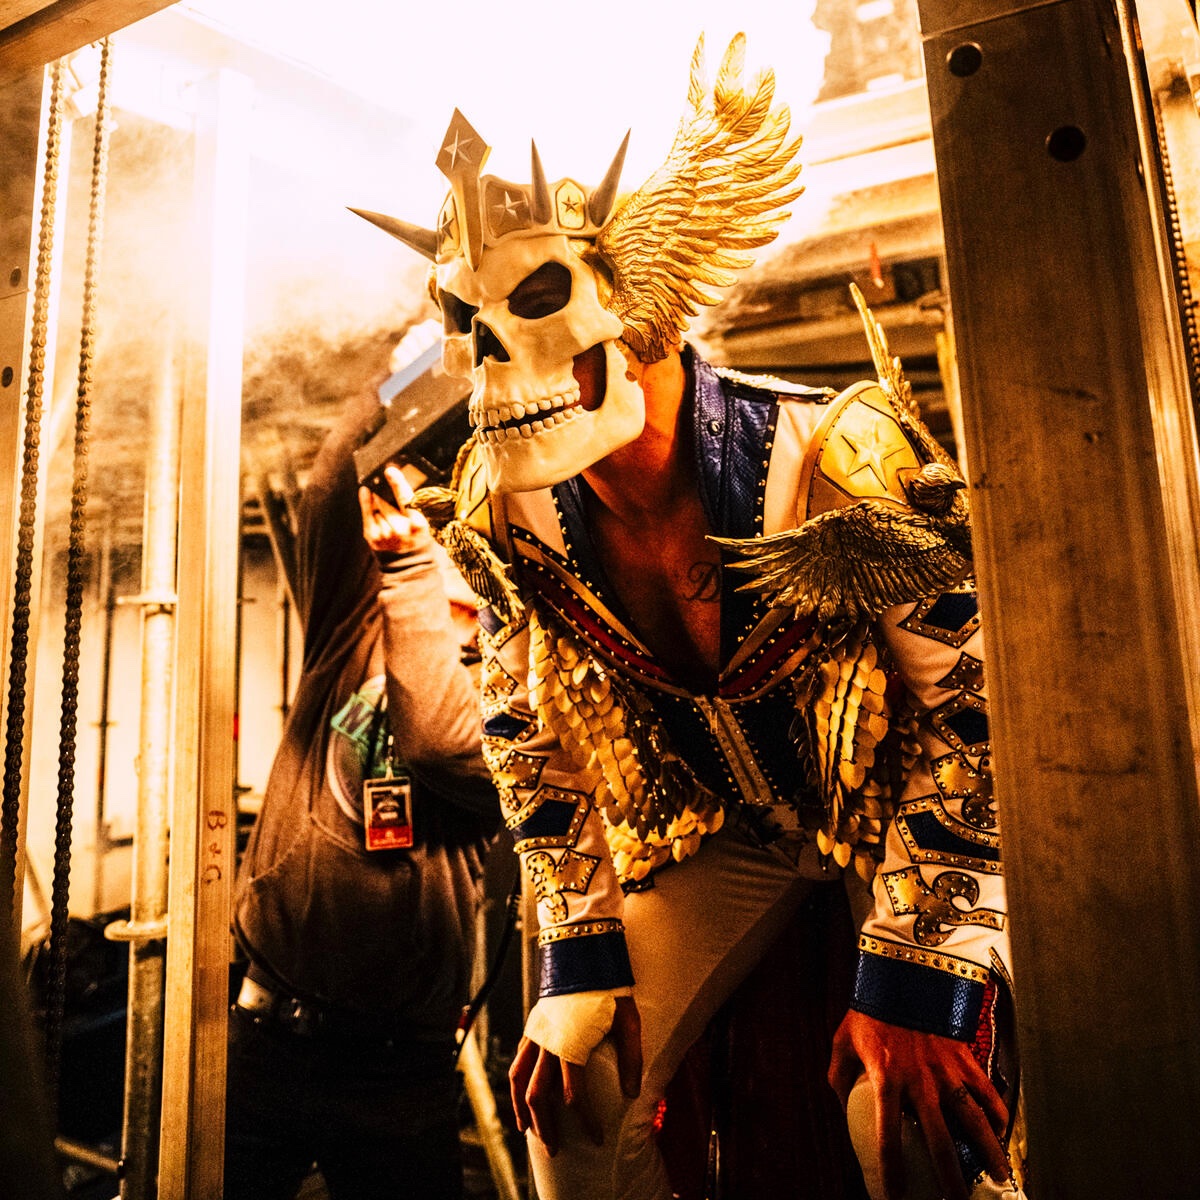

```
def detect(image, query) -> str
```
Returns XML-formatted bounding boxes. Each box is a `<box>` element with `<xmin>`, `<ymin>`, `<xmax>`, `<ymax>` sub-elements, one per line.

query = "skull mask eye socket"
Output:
<box><xmin>439</xmin><ymin>289</ymin><xmax>478</xmax><ymax>335</ymax></box>
<box><xmin>506</xmin><ymin>261</ymin><xmax>572</xmax><ymax>320</ymax></box>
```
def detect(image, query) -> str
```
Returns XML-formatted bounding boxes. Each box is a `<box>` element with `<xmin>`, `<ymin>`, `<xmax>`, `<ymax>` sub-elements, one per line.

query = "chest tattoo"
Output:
<box><xmin>684</xmin><ymin>561</ymin><xmax>721</xmax><ymax>603</ymax></box>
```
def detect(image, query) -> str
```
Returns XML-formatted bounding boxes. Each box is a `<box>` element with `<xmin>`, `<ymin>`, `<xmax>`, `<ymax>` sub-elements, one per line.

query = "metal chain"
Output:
<box><xmin>44</xmin><ymin>37</ymin><xmax>112</xmax><ymax>1099</ymax></box>
<box><xmin>1153</xmin><ymin>103</ymin><xmax>1200</xmax><ymax>404</ymax></box>
<box><xmin>0</xmin><ymin>60</ymin><xmax>64</xmax><ymax>938</ymax></box>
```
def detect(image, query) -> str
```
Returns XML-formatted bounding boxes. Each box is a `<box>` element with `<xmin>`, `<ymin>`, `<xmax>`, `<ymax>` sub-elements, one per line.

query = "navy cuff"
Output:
<box><xmin>851</xmin><ymin>951</ymin><xmax>984</xmax><ymax>1041</ymax></box>
<box><xmin>537</xmin><ymin>931</ymin><xmax>634</xmax><ymax>997</ymax></box>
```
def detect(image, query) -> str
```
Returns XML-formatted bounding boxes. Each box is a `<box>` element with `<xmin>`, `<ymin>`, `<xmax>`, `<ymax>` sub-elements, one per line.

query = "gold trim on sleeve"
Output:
<box><xmin>897</xmin><ymin>588</ymin><xmax>981</xmax><ymax>648</ymax></box>
<box><xmin>930</xmin><ymin>751</ymin><xmax>997</xmax><ymax>832</ymax></box>
<box><xmin>929</xmin><ymin>691</ymin><xmax>991</xmax><ymax>757</ymax></box>
<box><xmin>858</xmin><ymin>934</ymin><xmax>991</xmax><ymax>985</ymax></box>
<box><xmin>526</xmin><ymin>849</ymin><xmax>601</xmax><ymax>924</ymax></box>
<box><xmin>512</xmin><ymin>787</ymin><xmax>590</xmax><ymax>850</ymax></box>
<box><xmin>895</xmin><ymin>796</ymin><xmax>1001</xmax><ymax>874</ymax></box>
<box><xmin>935</xmin><ymin>652</ymin><xmax>985</xmax><ymax>694</ymax></box>
<box><xmin>537</xmin><ymin>917</ymin><xmax>625</xmax><ymax>947</ymax></box>
<box><xmin>882</xmin><ymin>865</ymin><xmax>1005</xmax><ymax>947</ymax></box>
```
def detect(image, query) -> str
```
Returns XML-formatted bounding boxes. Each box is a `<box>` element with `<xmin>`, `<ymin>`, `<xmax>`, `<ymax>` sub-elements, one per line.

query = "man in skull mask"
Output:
<box><xmin>356</xmin><ymin>32</ymin><xmax>1026</xmax><ymax>1200</ymax></box>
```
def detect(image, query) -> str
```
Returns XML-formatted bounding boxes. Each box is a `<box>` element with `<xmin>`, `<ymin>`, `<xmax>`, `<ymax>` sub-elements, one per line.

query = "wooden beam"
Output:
<box><xmin>918</xmin><ymin>0</ymin><xmax>1200</xmax><ymax>1195</ymax></box>
<box><xmin>0</xmin><ymin>0</ymin><xmax>174</xmax><ymax>83</ymax></box>
<box><xmin>3</xmin><ymin>4</ymin><xmax>57</xmax><ymax>30</ymax></box>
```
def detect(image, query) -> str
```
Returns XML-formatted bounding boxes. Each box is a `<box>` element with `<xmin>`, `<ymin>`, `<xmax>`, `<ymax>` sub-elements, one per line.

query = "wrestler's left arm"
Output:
<box><xmin>829</xmin><ymin>587</ymin><xmax>1014</xmax><ymax>1200</ymax></box>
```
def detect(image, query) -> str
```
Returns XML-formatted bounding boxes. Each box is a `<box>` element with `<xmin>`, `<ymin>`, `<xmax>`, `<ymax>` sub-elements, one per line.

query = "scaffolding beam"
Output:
<box><xmin>0</xmin><ymin>1</ymin><xmax>174</xmax><ymax>85</ymax></box>
<box><xmin>918</xmin><ymin>0</ymin><xmax>1200</xmax><ymax>1194</ymax></box>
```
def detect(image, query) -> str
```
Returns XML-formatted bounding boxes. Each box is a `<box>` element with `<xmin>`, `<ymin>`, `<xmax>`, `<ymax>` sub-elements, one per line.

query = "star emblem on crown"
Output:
<box><xmin>437</xmin><ymin>110</ymin><xmax>489</xmax><ymax>177</ymax></box>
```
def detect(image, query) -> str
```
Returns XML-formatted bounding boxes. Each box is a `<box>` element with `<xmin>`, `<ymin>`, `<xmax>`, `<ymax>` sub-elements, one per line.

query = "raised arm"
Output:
<box><xmin>358</xmin><ymin>464</ymin><xmax>495</xmax><ymax>814</ymax></box>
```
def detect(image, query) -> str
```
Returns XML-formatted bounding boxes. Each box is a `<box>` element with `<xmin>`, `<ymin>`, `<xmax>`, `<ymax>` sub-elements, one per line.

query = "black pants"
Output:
<box><xmin>224</xmin><ymin>1005</ymin><xmax>463</xmax><ymax>1200</ymax></box>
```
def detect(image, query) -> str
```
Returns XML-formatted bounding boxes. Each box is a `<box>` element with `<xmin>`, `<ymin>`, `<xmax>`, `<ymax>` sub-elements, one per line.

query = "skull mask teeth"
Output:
<box><xmin>437</xmin><ymin>234</ymin><xmax>644</xmax><ymax>494</ymax></box>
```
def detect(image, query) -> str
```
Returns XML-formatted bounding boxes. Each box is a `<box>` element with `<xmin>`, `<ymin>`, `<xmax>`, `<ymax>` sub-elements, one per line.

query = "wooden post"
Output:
<box><xmin>158</xmin><ymin>67</ymin><xmax>250</xmax><ymax>1199</ymax></box>
<box><xmin>917</xmin><ymin>0</ymin><xmax>1200</xmax><ymax>1194</ymax></box>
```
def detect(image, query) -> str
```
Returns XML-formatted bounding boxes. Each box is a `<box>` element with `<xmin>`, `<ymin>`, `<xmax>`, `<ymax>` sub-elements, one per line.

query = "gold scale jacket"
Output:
<box><xmin>420</xmin><ymin>344</ymin><xmax>1013</xmax><ymax>1050</ymax></box>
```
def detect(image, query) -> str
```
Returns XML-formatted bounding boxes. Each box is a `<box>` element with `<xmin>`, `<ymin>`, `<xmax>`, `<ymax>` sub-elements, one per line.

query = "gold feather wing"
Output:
<box><xmin>595</xmin><ymin>33</ymin><xmax>804</xmax><ymax>362</ymax></box>
<box><xmin>714</xmin><ymin>499</ymin><xmax>972</xmax><ymax>624</ymax></box>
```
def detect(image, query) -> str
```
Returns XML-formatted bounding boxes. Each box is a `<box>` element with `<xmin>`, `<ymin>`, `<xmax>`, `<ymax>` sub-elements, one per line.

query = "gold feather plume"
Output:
<box><xmin>596</xmin><ymin>33</ymin><xmax>804</xmax><ymax>362</ymax></box>
<box><xmin>850</xmin><ymin>282</ymin><xmax>959</xmax><ymax>475</ymax></box>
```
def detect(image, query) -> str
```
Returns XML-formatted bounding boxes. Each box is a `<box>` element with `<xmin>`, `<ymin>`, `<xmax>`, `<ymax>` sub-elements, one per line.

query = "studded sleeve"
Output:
<box><xmin>478</xmin><ymin>602</ymin><xmax>635</xmax><ymax>1006</ymax></box>
<box><xmin>852</xmin><ymin>584</ymin><xmax>1007</xmax><ymax>1040</ymax></box>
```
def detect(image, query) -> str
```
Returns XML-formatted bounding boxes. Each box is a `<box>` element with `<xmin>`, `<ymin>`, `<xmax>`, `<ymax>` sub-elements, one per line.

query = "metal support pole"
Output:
<box><xmin>158</xmin><ymin>68</ymin><xmax>251</xmax><ymax>1200</ymax></box>
<box><xmin>91</xmin><ymin>511</ymin><xmax>115</xmax><ymax>916</ymax></box>
<box><xmin>458</xmin><ymin>1029</ymin><xmax>521</xmax><ymax>1200</ymax></box>
<box><xmin>106</xmin><ymin>331</ymin><xmax>182</xmax><ymax>1200</ymax></box>
<box><xmin>249</xmin><ymin>470</ymin><xmax>298</xmax><ymax>612</ymax></box>
<box><xmin>917</xmin><ymin>0</ymin><xmax>1200</xmax><ymax>1194</ymax></box>
<box><xmin>278</xmin><ymin>585</ymin><xmax>292</xmax><ymax>722</ymax></box>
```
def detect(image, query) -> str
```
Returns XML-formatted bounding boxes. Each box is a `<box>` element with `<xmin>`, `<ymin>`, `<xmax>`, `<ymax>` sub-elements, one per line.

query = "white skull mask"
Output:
<box><xmin>436</xmin><ymin>233</ymin><xmax>645</xmax><ymax>494</ymax></box>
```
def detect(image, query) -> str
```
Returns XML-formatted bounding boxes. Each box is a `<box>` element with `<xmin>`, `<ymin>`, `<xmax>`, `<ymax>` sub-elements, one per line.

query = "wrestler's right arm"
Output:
<box><xmin>476</xmin><ymin>603</ymin><xmax>642</xmax><ymax>1151</ymax></box>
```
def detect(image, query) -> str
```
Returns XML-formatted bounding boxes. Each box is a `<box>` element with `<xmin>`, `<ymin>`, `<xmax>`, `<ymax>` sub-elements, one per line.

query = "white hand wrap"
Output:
<box><xmin>523</xmin><ymin>988</ymin><xmax>633</xmax><ymax>1065</ymax></box>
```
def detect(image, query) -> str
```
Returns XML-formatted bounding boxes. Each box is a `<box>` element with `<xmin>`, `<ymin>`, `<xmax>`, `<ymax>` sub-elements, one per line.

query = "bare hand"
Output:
<box><xmin>508</xmin><ymin>995</ymin><xmax>643</xmax><ymax>1157</ymax></box>
<box><xmin>357</xmin><ymin>464</ymin><xmax>431</xmax><ymax>555</ymax></box>
<box><xmin>829</xmin><ymin>1008</ymin><xmax>1010</xmax><ymax>1200</ymax></box>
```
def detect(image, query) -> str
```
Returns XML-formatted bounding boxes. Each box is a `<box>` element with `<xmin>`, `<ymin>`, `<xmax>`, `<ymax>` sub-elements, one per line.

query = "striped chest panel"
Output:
<box><xmin>503</xmin><ymin>362</ymin><xmax>833</xmax><ymax>807</ymax></box>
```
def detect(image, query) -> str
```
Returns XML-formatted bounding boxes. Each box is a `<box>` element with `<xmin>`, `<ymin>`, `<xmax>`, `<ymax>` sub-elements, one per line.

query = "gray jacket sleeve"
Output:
<box><xmin>377</xmin><ymin>550</ymin><xmax>497</xmax><ymax>819</ymax></box>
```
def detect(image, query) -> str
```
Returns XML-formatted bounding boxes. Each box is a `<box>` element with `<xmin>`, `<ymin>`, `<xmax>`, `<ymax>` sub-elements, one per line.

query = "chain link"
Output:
<box><xmin>0</xmin><ymin>60</ymin><xmax>64</xmax><ymax>937</ymax></box>
<box><xmin>1153</xmin><ymin>103</ymin><xmax>1200</xmax><ymax>403</ymax></box>
<box><xmin>43</xmin><ymin>38</ymin><xmax>113</xmax><ymax>1100</ymax></box>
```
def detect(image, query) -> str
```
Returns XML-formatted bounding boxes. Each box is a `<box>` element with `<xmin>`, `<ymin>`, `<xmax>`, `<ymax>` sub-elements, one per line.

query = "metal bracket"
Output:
<box><xmin>115</xmin><ymin>589</ymin><xmax>177</xmax><ymax>615</ymax></box>
<box><xmin>104</xmin><ymin>916</ymin><xmax>168</xmax><ymax>943</ymax></box>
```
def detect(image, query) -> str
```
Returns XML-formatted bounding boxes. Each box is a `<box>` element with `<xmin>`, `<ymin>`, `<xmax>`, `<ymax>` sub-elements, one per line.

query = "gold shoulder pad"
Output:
<box><xmin>797</xmin><ymin>381</ymin><xmax>923</xmax><ymax>522</ymax></box>
<box><xmin>715</xmin><ymin>377</ymin><xmax>972</xmax><ymax>623</ymax></box>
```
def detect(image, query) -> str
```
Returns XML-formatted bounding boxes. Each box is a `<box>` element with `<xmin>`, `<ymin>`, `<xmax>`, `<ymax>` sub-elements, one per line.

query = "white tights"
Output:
<box><xmin>524</xmin><ymin>823</ymin><xmax>1026</xmax><ymax>1200</ymax></box>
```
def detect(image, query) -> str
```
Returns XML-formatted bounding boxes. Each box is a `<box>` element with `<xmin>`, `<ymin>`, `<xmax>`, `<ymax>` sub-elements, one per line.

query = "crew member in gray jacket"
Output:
<box><xmin>224</xmin><ymin>383</ymin><xmax>499</xmax><ymax>1200</ymax></box>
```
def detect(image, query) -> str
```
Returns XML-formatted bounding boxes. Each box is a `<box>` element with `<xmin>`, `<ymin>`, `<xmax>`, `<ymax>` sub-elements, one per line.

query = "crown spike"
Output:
<box><xmin>588</xmin><ymin>130</ymin><xmax>630</xmax><ymax>226</ymax></box>
<box><xmin>436</xmin><ymin>109</ymin><xmax>490</xmax><ymax>269</ymax></box>
<box><xmin>530</xmin><ymin>141</ymin><xmax>553</xmax><ymax>225</ymax></box>
<box><xmin>348</xmin><ymin>208</ymin><xmax>438</xmax><ymax>261</ymax></box>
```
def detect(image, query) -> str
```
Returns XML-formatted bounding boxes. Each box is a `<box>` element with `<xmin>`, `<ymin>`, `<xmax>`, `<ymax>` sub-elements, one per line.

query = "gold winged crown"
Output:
<box><xmin>352</xmin><ymin>32</ymin><xmax>804</xmax><ymax>361</ymax></box>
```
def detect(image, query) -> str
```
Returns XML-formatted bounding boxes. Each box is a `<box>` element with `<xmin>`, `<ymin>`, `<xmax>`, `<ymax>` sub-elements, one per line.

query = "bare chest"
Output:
<box><xmin>590</xmin><ymin>504</ymin><xmax>723</xmax><ymax>690</ymax></box>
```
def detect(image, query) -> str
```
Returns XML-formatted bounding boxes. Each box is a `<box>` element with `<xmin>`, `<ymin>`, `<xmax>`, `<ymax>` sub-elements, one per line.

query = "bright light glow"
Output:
<box><xmin>179</xmin><ymin>0</ymin><xmax>829</xmax><ymax>215</ymax></box>
<box><xmin>855</xmin><ymin>1</ymin><xmax>896</xmax><ymax>22</ymax></box>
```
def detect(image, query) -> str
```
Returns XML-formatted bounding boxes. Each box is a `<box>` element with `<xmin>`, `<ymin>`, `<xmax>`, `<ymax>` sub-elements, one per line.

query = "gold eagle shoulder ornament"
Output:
<box><xmin>714</xmin><ymin>284</ymin><xmax>972</xmax><ymax>623</ymax></box>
